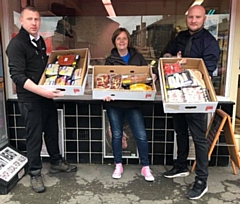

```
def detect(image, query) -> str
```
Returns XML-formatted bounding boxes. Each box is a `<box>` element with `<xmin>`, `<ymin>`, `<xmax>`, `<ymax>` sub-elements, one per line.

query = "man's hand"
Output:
<box><xmin>152</xmin><ymin>73</ymin><xmax>157</xmax><ymax>82</ymax></box>
<box><xmin>23</xmin><ymin>79</ymin><xmax>64</xmax><ymax>98</ymax></box>
<box><xmin>41</xmin><ymin>89</ymin><xmax>64</xmax><ymax>99</ymax></box>
<box><xmin>177</xmin><ymin>51</ymin><xmax>182</xmax><ymax>58</ymax></box>
<box><xmin>163</xmin><ymin>51</ymin><xmax>182</xmax><ymax>58</ymax></box>
<box><xmin>163</xmin><ymin>53</ymin><xmax>172</xmax><ymax>58</ymax></box>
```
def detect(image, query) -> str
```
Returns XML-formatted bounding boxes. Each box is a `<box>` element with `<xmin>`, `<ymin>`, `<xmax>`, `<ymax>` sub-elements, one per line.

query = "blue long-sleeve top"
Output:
<box><xmin>165</xmin><ymin>28</ymin><xmax>220</xmax><ymax>76</ymax></box>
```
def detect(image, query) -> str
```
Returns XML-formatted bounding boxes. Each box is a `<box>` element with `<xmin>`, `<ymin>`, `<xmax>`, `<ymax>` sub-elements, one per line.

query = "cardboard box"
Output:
<box><xmin>92</xmin><ymin>65</ymin><xmax>156</xmax><ymax>100</ymax></box>
<box><xmin>39</xmin><ymin>48</ymin><xmax>89</xmax><ymax>95</ymax></box>
<box><xmin>158</xmin><ymin>58</ymin><xmax>218</xmax><ymax>113</ymax></box>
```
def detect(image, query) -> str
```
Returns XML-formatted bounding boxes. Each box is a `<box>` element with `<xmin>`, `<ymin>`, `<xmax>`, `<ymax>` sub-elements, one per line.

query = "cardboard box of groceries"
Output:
<box><xmin>39</xmin><ymin>48</ymin><xmax>89</xmax><ymax>95</ymax></box>
<box><xmin>92</xmin><ymin>65</ymin><xmax>156</xmax><ymax>100</ymax></box>
<box><xmin>158</xmin><ymin>58</ymin><xmax>218</xmax><ymax>113</ymax></box>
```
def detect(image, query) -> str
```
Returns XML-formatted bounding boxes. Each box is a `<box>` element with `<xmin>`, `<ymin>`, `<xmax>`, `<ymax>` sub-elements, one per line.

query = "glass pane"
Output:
<box><xmin>0</xmin><ymin>29</ymin><xmax>8</xmax><ymax>147</ymax></box>
<box><xmin>6</xmin><ymin>0</ymin><xmax>231</xmax><ymax>95</ymax></box>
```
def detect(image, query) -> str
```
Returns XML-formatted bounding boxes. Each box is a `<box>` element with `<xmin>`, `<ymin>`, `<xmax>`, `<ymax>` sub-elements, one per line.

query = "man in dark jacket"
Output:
<box><xmin>163</xmin><ymin>5</ymin><xmax>220</xmax><ymax>200</ymax></box>
<box><xmin>6</xmin><ymin>6</ymin><xmax>77</xmax><ymax>193</ymax></box>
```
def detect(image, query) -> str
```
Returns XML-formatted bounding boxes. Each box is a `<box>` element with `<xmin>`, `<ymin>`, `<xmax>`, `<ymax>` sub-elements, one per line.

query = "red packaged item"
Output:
<box><xmin>95</xmin><ymin>74</ymin><xmax>110</xmax><ymax>89</ymax></box>
<box><xmin>163</xmin><ymin>63</ymin><xmax>182</xmax><ymax>75</ymax></box>
<box><xmin>57</xmin><ymin>54</ymin><xmax>80</xmax><ymax>67</ymax></box>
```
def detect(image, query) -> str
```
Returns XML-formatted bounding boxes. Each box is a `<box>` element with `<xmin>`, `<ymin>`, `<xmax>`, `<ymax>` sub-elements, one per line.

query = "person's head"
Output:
<box><xmin>19</xmin><ymin>6</ymin><xmax>40</xmax><ymax>38</ymax></box>
<box><xmin>111</xmin><ymin>27</ymin><xmax>132</xmax><ymax>52</ymax></box>
<box><xmin>186</xmin><ymin>5</ymin><xmax>206</xmax><ymax>34</ymax></box>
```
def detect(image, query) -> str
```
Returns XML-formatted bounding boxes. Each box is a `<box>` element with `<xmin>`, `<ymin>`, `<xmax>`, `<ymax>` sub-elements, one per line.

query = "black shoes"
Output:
<box><xmin>50</xmin><ymin>160</ymin><xmax>77</xmax><ymax>174</ymax></box>
<box><xmin>30</xmin><ymin>173</ymin><xmax>45</xmax><ymax>193</ymax></box>
<box><xmin>164</xmin><ymin>165</ymin><xmax>190</xmax><ymax>178</ymax></box>
<box><xmin>187</xmin><ymin>179</ymin><xmax>208</xmax><ymax>200</ymax></box>
<box><xmin>30</xmin><ymin>161</ymin><xmax>77</xmax><ymax>193</ymax></box>
<box><xmin>164</xmin><ymin>165</ymin><xmax>207</xmax><ymax>199</ymax></box>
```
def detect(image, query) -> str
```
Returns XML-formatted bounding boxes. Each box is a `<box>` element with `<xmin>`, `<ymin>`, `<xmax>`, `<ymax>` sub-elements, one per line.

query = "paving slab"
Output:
<box><xmin>0</xmin><ymin>163</ymin><xmax>239</xmax><ymax>204</ymax></box>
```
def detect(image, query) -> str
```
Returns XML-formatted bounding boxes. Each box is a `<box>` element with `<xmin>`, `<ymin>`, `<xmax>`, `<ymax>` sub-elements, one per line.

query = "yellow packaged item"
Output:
<box><xmin>129</xmin><ymin>83</ymin><xmax>152</xmax><ymax>91</ymax></box>
<box><xmin>43</xmin><ymin>75</ymin><xmax>57</xmax><ymax>85</ymax></box>
<box><xmin>45</xmin><ymin>64</ymin><xmax>59</xmax><ymax>76</ymax></box>
<box><xmin>122</xmin><ymin>73</ymin><xmax>152</xmax><ymax>85</ymax></box>
<box><xmin>58</xmin><ymin>66</ymin><xmax>74</xmax><ymax>77</ymax></box>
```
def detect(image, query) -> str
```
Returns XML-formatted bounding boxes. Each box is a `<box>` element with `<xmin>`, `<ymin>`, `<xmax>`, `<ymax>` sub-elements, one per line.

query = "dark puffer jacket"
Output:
<box><xmin>105</xmin><ymin>48</ymin><xmax>147</xmax><ymax>66</ymax></box>
<box><xmin>104</xmin><ymin>48</ymin><xmax>147</xmax><ymax>108</ymax></box>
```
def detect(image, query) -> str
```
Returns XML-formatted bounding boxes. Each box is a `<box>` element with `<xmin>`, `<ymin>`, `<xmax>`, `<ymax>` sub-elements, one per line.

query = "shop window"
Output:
<box><xmin>4</xmin><ymin>0</ymin><xmax>231</xmax><ymax>96</ymax></box>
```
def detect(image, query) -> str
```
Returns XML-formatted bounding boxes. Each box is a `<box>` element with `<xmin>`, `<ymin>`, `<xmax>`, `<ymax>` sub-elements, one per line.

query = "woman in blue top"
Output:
<box><xmin>104</xmin><ymin>27</ymin><xmax>154</xmax><ymax>181</ymax></box>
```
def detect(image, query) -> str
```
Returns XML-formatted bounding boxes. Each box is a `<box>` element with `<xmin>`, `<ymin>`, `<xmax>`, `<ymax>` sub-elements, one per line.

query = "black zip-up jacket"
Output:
<box><xmin>6</xmin><ymin>27</ymin><xmax>49</xmax><ymax>102</ymax></box>
<box><xmin>104</xmin><ymin>48</ymin><xmax>147</xmax><ymax>108</ymax></box>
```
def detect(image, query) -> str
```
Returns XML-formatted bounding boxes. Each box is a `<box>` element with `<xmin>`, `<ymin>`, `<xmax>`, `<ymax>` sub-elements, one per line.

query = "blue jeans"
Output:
<box><xmin>172</xmin><ymin>113</ymin><xmax>208</xmax><ymax>182</ymax></box>
<box><xmin>105</xmin><ymin>105</ymin><xmax>149</xmax><ymax>166</ymax></box>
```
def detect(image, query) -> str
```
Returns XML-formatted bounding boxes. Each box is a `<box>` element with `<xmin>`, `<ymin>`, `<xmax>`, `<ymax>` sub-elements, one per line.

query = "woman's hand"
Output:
<box><xmin>103</xmin><ymin>96</ymin><xmax>114</xmax><ymax>102</ymax></box>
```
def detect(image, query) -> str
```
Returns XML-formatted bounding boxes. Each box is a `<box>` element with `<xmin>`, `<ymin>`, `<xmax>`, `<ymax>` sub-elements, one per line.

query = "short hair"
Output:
<box><xmin>111</xmin><ymin>27</ymin><xmax>132</xmax><ymax>48</ymax></box>
<box><xmin>20</xmin><ymin>6</ymin><xmax>39</xmax><ymax>16</ymax></box>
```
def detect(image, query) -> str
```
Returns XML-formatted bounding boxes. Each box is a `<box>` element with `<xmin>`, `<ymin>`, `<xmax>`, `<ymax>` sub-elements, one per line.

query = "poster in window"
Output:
<box><xmin>173</xmin><ymin>132</ymin><xmax>195</xmax><ymax>160</ymax></box>
<box><xmin>103</xmin><ymin>110</ymin><xmax>139</xmax><ymax>158</ymax></box>
<box><xmin>205</xmin><ymin>15</ymin><xmax>219</xmax><ymax>39</ymax></box>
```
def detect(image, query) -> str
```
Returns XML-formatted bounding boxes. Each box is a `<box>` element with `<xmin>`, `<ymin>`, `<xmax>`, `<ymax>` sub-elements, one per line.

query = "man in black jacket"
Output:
<box><xmin>6</xmin><ymin>6</ymin><xmax>77</xmax><ymax>193</ymax></box>
<box><xmin>163</xmin><ymin>5</ymin><xmax>220</xmax><ymax>200</ymax></box>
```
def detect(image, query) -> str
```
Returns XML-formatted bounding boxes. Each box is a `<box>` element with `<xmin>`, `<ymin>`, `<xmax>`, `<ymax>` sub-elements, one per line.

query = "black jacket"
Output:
<box><xmin>166</xmin><ymin>28</ymin><xmax>220</xmax><ymax>76</ymax></box>
<box><xmin>104</xmin><ymin>48</ymin><xmax>147</xmax><ymax>108</ymax></box>
<box><xmin>6</xmin><ymin>27</ymin><xmax>49</xmax><ymax>102</ymax></box>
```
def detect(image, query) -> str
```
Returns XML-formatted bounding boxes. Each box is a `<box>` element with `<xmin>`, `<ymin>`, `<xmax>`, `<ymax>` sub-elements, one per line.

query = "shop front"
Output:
<box><xmin>0</xmin><ymin>0</ymin><xmax>239</xmax><ymax>166</ymax></box>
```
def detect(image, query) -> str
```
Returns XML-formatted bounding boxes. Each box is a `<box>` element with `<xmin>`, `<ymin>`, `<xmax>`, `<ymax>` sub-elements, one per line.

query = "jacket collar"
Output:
<box><xmin>187</xmin><ymin>28</ymin><xmax>206</xmax><ymax>39</ymax></box>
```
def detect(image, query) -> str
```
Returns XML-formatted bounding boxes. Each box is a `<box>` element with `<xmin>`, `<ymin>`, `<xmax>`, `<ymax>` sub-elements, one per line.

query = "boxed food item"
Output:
<box><xmin>92</xmin><ymin>65</ymin><xmax>156</xmax><ymax>100</ymax></box>
<box><xmin>158</xmin><ymin>58</ymin><xmax>218</xmax><ymax>113</ymax></box>
<box><xmin>39</xmin><ymin>48</ymin><xmax>89</xmax><ymax>95</ymax></box>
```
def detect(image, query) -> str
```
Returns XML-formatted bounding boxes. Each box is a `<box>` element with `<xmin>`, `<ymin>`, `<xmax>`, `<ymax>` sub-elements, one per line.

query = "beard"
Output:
<box><xmin>188</xmin><ymin>24</ymin><xmax>204</xmax><ymax>34</ymax></box>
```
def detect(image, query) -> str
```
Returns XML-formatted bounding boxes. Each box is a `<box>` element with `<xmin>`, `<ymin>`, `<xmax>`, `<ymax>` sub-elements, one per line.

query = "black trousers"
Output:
<box><xmin>172</xmin><ymin>113</ymin><xmax>208</xmax><ymax>182</ymax></box>
<box><xmin>18</xmin><ymin>100</ymin><xmax>61</xmax><ymax>175</ymax></box>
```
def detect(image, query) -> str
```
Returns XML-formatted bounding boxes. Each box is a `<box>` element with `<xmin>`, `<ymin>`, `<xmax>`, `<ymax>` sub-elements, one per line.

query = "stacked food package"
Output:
<box><xmin>95</xmin><ymin>73</ymin><xmax>153</xmax><ymax>91</ymax></box>
<box><xmin>164</xmin><ymin>60</ymin><xmax>209</xmax><ymax>103</ymax></box>
<box><xmin>44</xmin><ymin>54</ymin><xmax>82</xmax><ymax>86</ymax></box>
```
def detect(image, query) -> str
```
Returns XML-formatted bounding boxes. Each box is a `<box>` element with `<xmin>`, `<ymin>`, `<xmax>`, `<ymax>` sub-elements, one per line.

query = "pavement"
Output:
<box><xmin>0</xmin><ymin>163</ymin><xmax>240</xmax><ymax>204</ymax></box>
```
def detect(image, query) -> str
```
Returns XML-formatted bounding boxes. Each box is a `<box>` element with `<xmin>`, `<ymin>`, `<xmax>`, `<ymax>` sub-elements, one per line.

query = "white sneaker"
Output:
<box><xmin>112</xmin><ymin>163</ymin><xmax>123</xmax><ymax>179</ymax></box>
<box><xmin>141</xmin><ymin>166</ymin><xmax>155</xmax><ymax>181</ymax></box>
